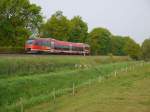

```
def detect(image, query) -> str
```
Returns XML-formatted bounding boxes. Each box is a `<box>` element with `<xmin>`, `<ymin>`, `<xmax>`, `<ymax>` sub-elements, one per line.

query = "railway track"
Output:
<box><xmin>0</xmin><ymin>53</ymin><xmax>87</xmax><ymax>57</ymax></box>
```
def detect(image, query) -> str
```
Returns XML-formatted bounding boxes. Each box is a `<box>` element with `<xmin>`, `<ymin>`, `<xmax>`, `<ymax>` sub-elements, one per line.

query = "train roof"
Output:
<box><xmin>31</xmin><ymin>38</ymin><xmax>90</xmax><ymax>47</ymax></box>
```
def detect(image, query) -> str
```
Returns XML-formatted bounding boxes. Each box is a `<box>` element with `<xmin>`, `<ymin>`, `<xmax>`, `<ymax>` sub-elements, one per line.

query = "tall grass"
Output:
<box><xmin>0</xmin><ymin>55</ymin><xmax>132</xmax><ymax>111</ymax></box>
<box><xmin>0</xmin><ymin>55</ymin><xmax>130</xmax><ymax>77</ymax></box>
<box><xmin>0</xmin><ymin>61</ymin><xmax>136</xmax><ymax>112</ymax></box>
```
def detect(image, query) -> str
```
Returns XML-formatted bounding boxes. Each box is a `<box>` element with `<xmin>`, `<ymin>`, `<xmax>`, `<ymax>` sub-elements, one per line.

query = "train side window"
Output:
<box><xmin>54</xmin><ymin>44</ymin><xmax>61</xmax><ymax>50</ymax></box>
<box><xmin>40</xmin><ymin>41</ymin><xmax>50</xmax><ymax>47</ymax></box>
<box><xmin>42</xmin><ymin>41</ymin><xmax>46</xmax><ymax>46</ymax></box>
<box><xmin>34</xmin><ymin>41</ymin><xmax>40</xmax><ymax>46</ymax></box>
<box><xmin>45</xmin><ymin>41</ymin><xmax>51</xmax><ymax>47</ymax></box>
<box><xmin>47</xmin><ymin>41</ymin><xmax>51</xmax><ymax>46</ymax></box>
<box><xmin>62</xmin><ymin>46</ymin><xmax>70</xmax><ymax>51</ymax></box>
<box><xmin>72</xmin><ymin>46</ymin><xmax>77</xmax><ymax>51</ymax></box>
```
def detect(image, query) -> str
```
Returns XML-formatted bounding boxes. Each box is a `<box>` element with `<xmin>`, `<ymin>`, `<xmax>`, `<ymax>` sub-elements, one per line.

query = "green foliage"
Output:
<box><xmin>142</xmin><ymin>38</ymin><xmax>150</xmax><ymax>60</ymax></box>
<box><xmin>0</xmin><ymin>0</ymin><xmax>43</xmax><ymax>47</ymax></box>
<box><xmin>41</xmin><ymin>13</ymin><xmax>88</xmax><ymax>42</ymax></box>
<box><xmin>69</xmin><ymin>16</ymin><xmax>88</xmax><ymax>42</ymax></box>
<box><xmin>110</xmin><ymin>35</ymin><xmax>126</xmax><ymax>56</ymax></box>
<box><xmin>123</xmin><ymin>37</ymin><xmax>141</xmax><ymax>60</ymax></box>
<box><xmin>88</xmin><ymin>27</ymin><xmax>111</xmax><ymax>55</ymax></box>
<box><xmin>110</xmin><ymin>36</ymin><xmax>141</xmax><ymax>59</ymax></box>
<box><xmin>41</xmin><ymin>11</ymin><xmax>70</xmax><ymax>41</ymax></box>
<box><xmin>0</xmin><ymin>4</ymin><xmax>142</xmax><ymax>59</ymax></box>
<box><xmin>0</xmin><ymin>47</ymin><xmax>24</xmax><ymax>53</ymax></box>
<box><xmin>87</xmin><ymin>29</ymin><xmax>141</xmax><ymax>59</ymax></box>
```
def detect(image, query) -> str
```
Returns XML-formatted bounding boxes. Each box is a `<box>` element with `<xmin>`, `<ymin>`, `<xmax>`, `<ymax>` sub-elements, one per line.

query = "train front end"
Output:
<box><xmin>25</xmin><ymin>38</ymin><xmax>53</xmax><ymax>53</ymax></box>
<box><xmin>25</xmin><ymin>39</ymin><xmax>36</xmax><ymax>53</ymax></box>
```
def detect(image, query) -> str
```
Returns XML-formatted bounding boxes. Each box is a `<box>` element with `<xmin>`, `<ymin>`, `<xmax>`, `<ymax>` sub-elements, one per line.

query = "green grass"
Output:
<box><xmin>0</xmin><ymin>55</ymin><xmax>133</xmax><ymax>111</ymax></box>
<box><xmin>0</xmin><ymin>62</ymin><xmax>136</xmax><ymax>111</ymax></box>
<box><xmin>25</xmin><ymin>62</ymin><xmax>150</xmax><ymax>112</ymax></box>
<box><xmin>0</xmin><ymin>55</ymin><xmax>130</xmax><ymax>78</ymax></box>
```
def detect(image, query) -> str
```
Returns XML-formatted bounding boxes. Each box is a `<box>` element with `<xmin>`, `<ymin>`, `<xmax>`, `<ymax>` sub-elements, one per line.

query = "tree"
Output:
<box><xmin>41</xmin><ymin>11</ymin><xmax>70</xmax><ymax>41</ymax></box>
<box><xmin>123</xmin><ymin>37</ymin><xmax>141</xmax><ymax>60</ymax></box>
<box><xmin>141</xmin><ymin>38</ymin><xmax>150</xmax><ymax>60</ymax></box>
<box><xmin>110</xmin><ymin>35</ymin><xmax>126</xmax><ymax>56</ymax></box>
<box><xmin>69</xmin><ymin>16</ymin><xmax>88</xmax><ymax>42</ymax></box>
<box><xmin>0</xmin><ymin>0</ymin><xmax>43</xmax><ymax>47</ymax></box>
<box><xmin>88</xmin><ymin>27</ymin><xmax>111</xmax><ymax>55</ymax></box>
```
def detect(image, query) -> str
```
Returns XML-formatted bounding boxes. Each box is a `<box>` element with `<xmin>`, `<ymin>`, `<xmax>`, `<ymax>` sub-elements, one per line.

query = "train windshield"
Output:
<box><xmin>26</xmin><ymin>40</ymin><xmax>34</xmax><ymax>44</ymax></box>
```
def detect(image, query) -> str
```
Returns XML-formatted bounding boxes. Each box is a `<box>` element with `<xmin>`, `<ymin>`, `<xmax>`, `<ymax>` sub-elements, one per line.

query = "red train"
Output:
<box><xmin>25</xmin><ymin>38</ymin><xmax>90</xmax><ymax>55</ymax></box>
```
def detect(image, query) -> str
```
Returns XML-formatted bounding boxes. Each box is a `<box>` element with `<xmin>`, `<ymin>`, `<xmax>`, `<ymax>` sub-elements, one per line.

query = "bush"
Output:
<box><xmin>0</xmin><ymin>47</ymin><xmax>24</xmax><ymax>54</ymax></box>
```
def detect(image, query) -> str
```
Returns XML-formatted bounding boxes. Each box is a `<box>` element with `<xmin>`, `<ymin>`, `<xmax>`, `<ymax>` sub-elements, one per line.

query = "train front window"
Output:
<box><xmin>26</xmin><ymin>40</ymin><xmax>34</xmax><ymax>45</ymax></box>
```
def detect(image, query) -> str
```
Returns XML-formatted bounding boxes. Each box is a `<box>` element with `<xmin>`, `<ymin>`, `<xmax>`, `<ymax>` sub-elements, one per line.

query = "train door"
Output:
<box><xmin>51</xmin><ymin>41</ymin><xmax>55</xmax><ymax>48</ymax></box>
<box><xmin>50</xmin><ymin>41</ymin><xmax>55</xmax><ymax>53</ymax></box>
<box><xmin>69</xmin><ymin>44</ymin><xmax>72</xmax><ymax>53</ymax></box>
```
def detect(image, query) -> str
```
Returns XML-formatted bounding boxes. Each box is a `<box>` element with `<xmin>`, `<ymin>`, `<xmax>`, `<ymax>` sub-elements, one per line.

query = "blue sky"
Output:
<box><xmin>30</xmin><ymin>0</ymin><xmax>150</xmax><ymax>44</ymax></box>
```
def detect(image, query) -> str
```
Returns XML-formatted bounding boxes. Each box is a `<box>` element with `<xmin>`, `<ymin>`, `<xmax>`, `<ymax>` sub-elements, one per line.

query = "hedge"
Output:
<box><xmin>0</xmin><ymin>47</ymin><xmax>25</xmax><ymax>54</ymax></box>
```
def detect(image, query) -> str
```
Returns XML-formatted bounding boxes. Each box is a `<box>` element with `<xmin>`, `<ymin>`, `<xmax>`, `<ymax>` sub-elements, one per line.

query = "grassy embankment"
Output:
<box><xmin>0</xmin><ymin>55</ymin><xmax>130</xmax><ymax>77</ymax></box>
<box><xmin>27</xmin><ymin>62</ymin><xmax>150</xmax><ymax>112</ymax></box>
<box><xmin>0</xmin><ymin>55</ymin><xmax>133</xmax><ymax>111</ymax></box>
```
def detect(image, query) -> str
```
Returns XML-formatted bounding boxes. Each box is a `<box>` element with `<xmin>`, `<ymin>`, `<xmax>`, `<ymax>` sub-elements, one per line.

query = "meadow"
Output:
<box><xmin>0</xmin><ymin>55</ymin><xmax>130</xmax><ymax>77</ymax></box>
<box><xmin>0</xmin><ymin>55</ymin><xmax>147</xmax><ymax>112</ymax></box>
<box><xmin>28</xmin><ymin>62</ymin><xmax>149</xmax><ymax>112</ymax></box>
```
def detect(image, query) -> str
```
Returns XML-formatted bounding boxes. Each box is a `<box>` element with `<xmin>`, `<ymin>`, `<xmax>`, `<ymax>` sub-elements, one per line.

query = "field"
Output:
<box><xmin>0</xmin><ymin>55</ymin><xmax>149</xmax><ymax>112</ymax></box>
<box><xmin>27</xmin><ymin>62</ymin><xmax>150</xmax><ymax>112</ymax></box>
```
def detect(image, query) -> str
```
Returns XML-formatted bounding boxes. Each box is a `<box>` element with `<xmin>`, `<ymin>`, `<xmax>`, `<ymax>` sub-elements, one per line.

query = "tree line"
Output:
<box><xmin>0</xmin><ymin>0</ymin><xmax>149</xmax><ymax>60</ymax></box>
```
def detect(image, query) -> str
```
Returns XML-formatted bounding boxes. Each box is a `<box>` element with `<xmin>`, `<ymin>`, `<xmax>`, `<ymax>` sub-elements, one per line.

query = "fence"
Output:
<box><xmin>6</xmin><ymin>61</ymin><xmax>150</xmax><ymax>112</ymax></box>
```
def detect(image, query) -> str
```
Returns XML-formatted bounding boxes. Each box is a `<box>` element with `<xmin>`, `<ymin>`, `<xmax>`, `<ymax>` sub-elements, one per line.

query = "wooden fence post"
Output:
<box><xmin>53</xmin><ymin>88</ymin><xmax>56</xmax><ymax>103</ymax></box>
<box><xmin>98</xmin><ymin>76</ymin><xmax>102</xmax><ymax>83</ymax></box>
<box><xmin>126</xmin><ymin>67</ymin><xmax>128</xmax><ymax>72</ymax></box>
<box><xmin>20</xmin><ymin>97</ymin><xmax>24</xmax><ymax>112</ymax></box>
<box><xmin>129</xmin><ymin>66</ymin><xmax>132</xmax><ymax>71</ymax></box>
<box><xmin>141</xmin><ymin>62</ymin><xmax>143</xmax><ymax>67</ymax></box>
<box><xmin>132</xmin><ymin>66</ymin><xmax>134</xmax><ymax>70</ymax></box>
<box><xmin>114</xmin><ymin>71</ymin><xmax>117</xmax><ymax>77</ymax></box>
<box><xmin>72</xmin><ymin>83</ymin><xmax>75</xmax><ymax>96</ymax></box>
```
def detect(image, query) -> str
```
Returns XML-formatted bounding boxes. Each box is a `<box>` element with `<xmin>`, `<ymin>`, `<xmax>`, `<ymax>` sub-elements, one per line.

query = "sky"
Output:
<box><xmin>30</xmin><ymin>0</ymin><xmax>150</xmax><ymax>44</ymax></box>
